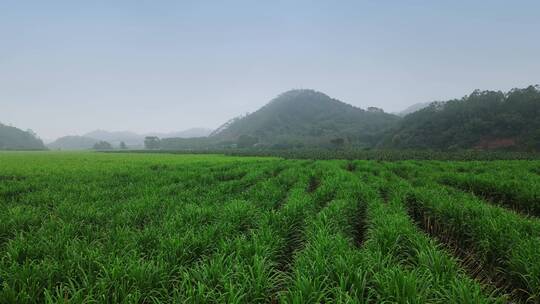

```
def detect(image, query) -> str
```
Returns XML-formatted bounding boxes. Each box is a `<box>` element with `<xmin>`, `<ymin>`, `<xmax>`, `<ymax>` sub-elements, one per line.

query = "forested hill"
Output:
<box><xmin>47</xmin><ymin>136</ymin><xmax>99</xmax><ymax>150</ymax></box>
<box><xmin>379</xmin><ymin>86</ymin><xmax>540</xmax><ymax>151</ymax></box>
<box><xmin>0</xmin><ymin>123</ymin><xmax>46</xmax><ymax>150</ymax></box>
<box><xmin>211</xmin><ymin>89</ymin><xmax>399</xmax><ymax>148</ymax></box>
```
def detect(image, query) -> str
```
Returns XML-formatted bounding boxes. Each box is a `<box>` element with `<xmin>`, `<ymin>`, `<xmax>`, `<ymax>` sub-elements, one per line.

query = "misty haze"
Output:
<box><xmin>1</xmin><ymin>1</ymin><xmax>540</xmax><ymax>303</ymax></box>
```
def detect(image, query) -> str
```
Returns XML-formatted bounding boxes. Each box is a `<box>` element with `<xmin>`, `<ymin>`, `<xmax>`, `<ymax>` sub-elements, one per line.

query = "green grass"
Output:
<box><xmin>0</xmin><ymin>152</ymin><xmax>539</xmax><ymax>303</ymax></box>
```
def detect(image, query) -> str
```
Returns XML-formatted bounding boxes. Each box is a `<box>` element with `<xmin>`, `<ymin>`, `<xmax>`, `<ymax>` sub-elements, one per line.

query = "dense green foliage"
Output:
<box><xmin>210</xmin><ymin>89</ymin><xmax>399</xmax><ymax>148</ymax></box>
<box><xmin>1</xmin><ymin>152</ymin><xmax>539</xmax><ymax>303</ymax></box>
<box><xmin>114</xmin><ymin>148</ymin><xmax>540</xmax><ymax>161</ymax></box>
<box><xmin>149</xmin><ymin>86</ymin><xmax>540</xmax><ymax>152</ymax></box>
<box><xmin>0</xmin><ymin>124</ymin><xmax>45</xmax><ymax>150</ymax></box>
<box><xmin>380</xmin><ymin>86</ymin><xmax>540</xmax><ymax>150</ymax></box>
<box><xmin>381</xmin><ymin>160</ymin><xmax>540</xmax><ymax>302</ymax></box>
<box><xmin>144</xmin><ymin>136</ymin><xmax>161</xmax><ymax>150</ymax></box>
<box><xmin>159</xmin><ymin>137</ymin><xmax>218</xmax><ymax>150</ymax></box>
<box><xmin>92</xmin><ymin>141</ymin><xmax>113</xmax><ymax>150</ymax></box>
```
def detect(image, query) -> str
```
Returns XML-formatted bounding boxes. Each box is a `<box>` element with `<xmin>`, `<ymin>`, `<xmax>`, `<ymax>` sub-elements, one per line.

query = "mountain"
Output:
<box><xmin>211</xmin><ymin>89</ymin><xmax>400</xmax><ymax>148</ymax></box>
<box><xmin>379</xmin><ymin>85</ymin><xmax>540</xmax><ymax>151</ymax></box>
<box><xmin>395</xmin><ymin>102</ymin><xmax>431</xmax><ymax>117</ymax></box>
<box><xmin>47</xmin><ymin>136</ymin><xmax>99</xmax><ymax>150</ymax></box>
<box><xmin>83</xmin><ymin>130</ymin><xmax>142</xmax><ymax>146</ymax></box>
<box><xmin>147</xmin><ymin>128</ymin><xmax>212</xmax><ymax>139</ymax></box>
<box><xmin>0</xmin><ymin>123</ymin><xmax>46</xmax><ymax>150</ymax></box>
<box><xmin>81</xmin><ymin>128</ymin><xmax>212</xmax><ymax>146</ymax></box>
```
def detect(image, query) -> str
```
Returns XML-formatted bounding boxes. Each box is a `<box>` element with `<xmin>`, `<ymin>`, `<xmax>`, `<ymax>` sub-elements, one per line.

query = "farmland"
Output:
<box><xmin>0</xmin><ymin>152</ymin><xmax>539</xmax><ymax>303</ymax></box>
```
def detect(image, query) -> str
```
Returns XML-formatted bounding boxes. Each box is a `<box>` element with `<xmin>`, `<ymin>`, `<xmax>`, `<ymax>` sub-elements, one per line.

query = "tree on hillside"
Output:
<box><xmin>93</xmin><ymin>141</ymin><xmax>112</xmax><ymax>150</ymax></box>
<box><xmin>144</xmin><ymin>136</ymin><xmax>161</xmax><ymax>150</ymax></box>
<box><xmin>237</xmin><ymin>135</ymin><xmax>259</xmax><ymax>148</ymax></box>
<box><xmin>379</xmin><ymin>85</ymin><xmax>540</xmax><ymax>151</ymax></box>
<box><xmin>367</xmin><ymin>107</ymin><xmax>384</xmax><ymax>113</ymax></box>
<box><xmin>26</xmin><ymin>129</ymin><xmax>38</xmax><ymax>137</ymax></box>
<box><xmin>330</xmin><ymin>137</ymin><xmax>345</xmax><ymax>148</ymax></box>
<box><xmin>119</xmin><ymin>141</ymin><xmax>127</xmax><ymax>149</ymax></box>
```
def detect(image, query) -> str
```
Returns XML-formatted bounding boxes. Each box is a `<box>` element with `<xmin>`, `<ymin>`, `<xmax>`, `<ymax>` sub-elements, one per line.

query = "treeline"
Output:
<box><xmin>380</xmin><ymin>85</ymin><xmax>540</xmax><ymax>151</ymax></box>
<box><xmin>105</xmin><ymin>148</ymin><xmax>540</xmax><ymax>161</ymax></box>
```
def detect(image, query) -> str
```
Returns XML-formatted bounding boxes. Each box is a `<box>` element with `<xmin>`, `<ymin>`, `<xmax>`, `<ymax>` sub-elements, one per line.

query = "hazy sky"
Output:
<box><xmin>2</xmin><ymin>1</ymin><xmax>539</xmax><ymax>140</ymax></box>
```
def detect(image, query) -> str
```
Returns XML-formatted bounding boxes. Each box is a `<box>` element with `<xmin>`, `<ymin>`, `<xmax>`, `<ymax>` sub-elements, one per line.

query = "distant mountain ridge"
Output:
<box><xmin>83</xmin><ymin>130</ymin><xmax>142</xmax><ymax>146</ymax></box>
<box><xmin>0</xmin><ymin>123</ymin><xmax>46</xmax><ymax>150</ymax></box>
<box><xmin>47</xmin><ymin>136</ymin><xmax>99</xmax><ymax>150</ymax></box>
<box><xmin>147</xmin><ymin>128</ymin><xmax>213</xmax><ymax>139</ymax></box>
<box><xmin>8</xmin><ymin>86</ymin><xmax>540</xmax><ymax>152</ymax></box>
<box><xmin>210</xmin><ymin>89</ymin><xmax>400</xmax><ymax>148</ymax></box>
<box><xmin>47</xmin><ymin>128</ymin><xmax>212</xmax><ymax>150</ymax></box>
<box><xmin>395</xmin><ymin>102</ymin><xmax>431</xmax><ymax>117</ymax></box>
<box><xmin>82</xmin><ymin>128</ymin><xmax>212</xmax><ymax>145</ymax></box>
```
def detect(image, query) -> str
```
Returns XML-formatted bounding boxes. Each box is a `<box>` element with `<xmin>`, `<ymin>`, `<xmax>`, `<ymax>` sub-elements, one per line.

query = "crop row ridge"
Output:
<box><xmin>306</xmin><ymin>175</ymin><xmax>320</xmax><ymax>193</ymax></box>
<box><xmin>353</xmin><ymin>199</ymin><xmax>367</xmax><ymax>248</ymax></box>
<box><xmin>405</xmin><ymin>195</ymin><xmax>512</xmax><ymax>301</ymax></box>
<box><xmin>441</xmin><ymin>180</ymin><xmax>539</xmax><ymax>219</ymax></box>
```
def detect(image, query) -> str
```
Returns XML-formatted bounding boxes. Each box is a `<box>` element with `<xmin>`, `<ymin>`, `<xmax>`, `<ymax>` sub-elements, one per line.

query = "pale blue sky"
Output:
<box><xmin>1</xmin><ymin>0</ymin><xmax>539</xmax><ymax>139</ymax></box>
